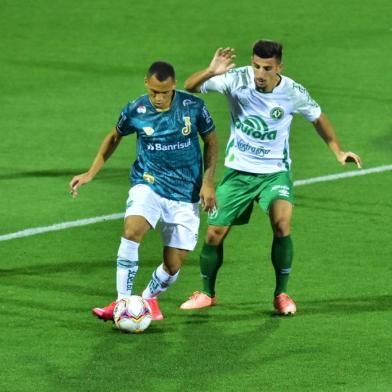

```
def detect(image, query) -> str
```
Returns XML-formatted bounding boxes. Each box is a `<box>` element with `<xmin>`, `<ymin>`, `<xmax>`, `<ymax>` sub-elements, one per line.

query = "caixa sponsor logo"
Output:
<box><xmin>235</xmin><ymin>116</ymin><xmax>277</xmax><ymax>140</ymax></box>
<box><xmin>146</xmin><ymin>139</ymin><xmax>192</xmax><ymax>151</ymax></box>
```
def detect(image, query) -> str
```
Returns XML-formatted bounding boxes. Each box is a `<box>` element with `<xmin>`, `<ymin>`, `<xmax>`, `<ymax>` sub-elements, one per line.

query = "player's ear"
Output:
<box><xmin>144</xmin><ymin>77</ymin><xmax>149</xmax><ymax>88</ymax></box>
<box><xmin>278</xmin><ymin>62</ymin><xmax>284</xmax><ymax>73</ymax></box>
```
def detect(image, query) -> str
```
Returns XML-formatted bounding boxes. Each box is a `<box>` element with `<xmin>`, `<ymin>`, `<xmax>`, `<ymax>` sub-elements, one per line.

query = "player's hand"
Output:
<box><xmin>199</xmin><ymin>182</ymin><xmax>217</xmax><ymax>212</ymax></box>
<box><xmin>208</xmin><ymin>47</ymin><xmax>236</xmax><ymax>76</ymax></box>
<box><xmin>336</xmin><ymin>151</ymin><xmax>362</xmax><ymax>169</ymax></box>
<box><xmin>69</xmin><ymin>173</ymin><xmax>93</xmax><ymax>198</ymax></box>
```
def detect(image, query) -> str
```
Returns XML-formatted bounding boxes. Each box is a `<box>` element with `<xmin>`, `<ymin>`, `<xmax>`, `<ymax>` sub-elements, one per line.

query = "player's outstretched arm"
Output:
<box><xmin>312</xmin><ymin>113</ymin><xmax>362</xmax><ymax>168</ymax></box>
<box><xmin>184</xmin><ymin>47</ymin><xmax>236</xmax><ymax>93</ymax></box>
<box><xmin>69</xmin><ymin>127</ymin><xmax>122</xmax><ymax>198</ymax></box>
<box><xmin>199</xmin><ymin>131</ymin><xmax>218</xmax><ymax>211</ymax></box>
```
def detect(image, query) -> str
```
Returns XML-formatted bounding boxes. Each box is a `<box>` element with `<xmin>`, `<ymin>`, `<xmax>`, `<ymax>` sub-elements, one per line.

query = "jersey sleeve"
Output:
<box><xmin>200</xmin><ymin>67</ymin><xmax>250</xmax><ymax>96</ymax></box>
<box><xmin>115</xmin><ymin>103</ymin><xmax>136</xmax><ymax>136</ymax></box>
<box><xmin>196</xmin><ymin>103</ymin><xmax>216</xmax><ymax>135</ymax></box>
<box><xmin>291</xmin><ymin>82</ymin><xmax>322</xmax><ymax>122</ymax></box>
<box><xmin>200</xmin><ymin>72</ymin><xmax>232</xmax><ymax>95</ymax></box>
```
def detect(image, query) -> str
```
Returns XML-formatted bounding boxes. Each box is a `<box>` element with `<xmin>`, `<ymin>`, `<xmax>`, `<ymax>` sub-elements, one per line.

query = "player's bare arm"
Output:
<box><xmin>312</xmin><ymin>113</ymin><xmax>362</xmax><ymax>168</ymax></box>
<box><xmin>69</xmin><ymin>127</ymin><xmax>123</xmax><ymax>198</ymax></box>
<box><xmin>184</xmin><ymin>47</ymin><xmax>236</xmax><ymax>93</ymax></box>
<box><xmin>199</xmin><ymin>131</ymin><xmax>218</xmax><ymax>211</ymax></box>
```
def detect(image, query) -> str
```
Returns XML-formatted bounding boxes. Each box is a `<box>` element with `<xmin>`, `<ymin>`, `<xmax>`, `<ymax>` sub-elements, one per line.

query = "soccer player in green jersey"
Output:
<box><xmin>70</xmin><ymin>61</ymin><xmax>218</xmax><ymax>321</ymax></box>
<box><xmin>180</xmin><ymin>40</ymin><xmax>362</xmax><ymax>315</ymax></box>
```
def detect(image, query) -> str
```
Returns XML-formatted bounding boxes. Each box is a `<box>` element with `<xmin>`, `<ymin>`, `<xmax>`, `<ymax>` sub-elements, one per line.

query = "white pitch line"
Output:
<box><xmin>1</xmin><ymin>164</ymin><xmax>391</xmax><ymax>242</ymax></box>
<box><xmin>293</xmin><ymin>164</ymin><xmax>392</xmax><ymax>186</ymax></box>
<box><xmin>0</xmin><ymin>213</ymin><xmax>124</xmax><ymax>242</ymax></box>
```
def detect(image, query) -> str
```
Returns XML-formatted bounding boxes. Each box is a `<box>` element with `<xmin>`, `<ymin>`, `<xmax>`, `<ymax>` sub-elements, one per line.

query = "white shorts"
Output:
<box><xmin>125</xmin><ymin>184</ymin><xmax>200</xmax><ymax>251</ymax></box>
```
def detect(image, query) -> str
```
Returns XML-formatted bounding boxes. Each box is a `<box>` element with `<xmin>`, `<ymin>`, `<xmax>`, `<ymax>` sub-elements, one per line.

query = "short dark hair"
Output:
<box><xmin>252</xmin><ymin>40</ymin><xmax>283</xmax><ymax>62</ymax></box>
<box><xmin>146</xmin><ymin>61</ymin><xmax>175</xmax><ymax>81</ymax></box>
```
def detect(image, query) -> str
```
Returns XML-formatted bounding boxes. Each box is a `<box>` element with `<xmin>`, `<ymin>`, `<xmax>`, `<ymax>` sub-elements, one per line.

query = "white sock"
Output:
<box><xmin>116</xmin><ymin>237</ymin><xmax>139</xmax><ymax>300</ymax></box>
<box><xmin>142</xmin><ymin>264</ymin><xmax>180</xmax><ymax>299</ymax></box>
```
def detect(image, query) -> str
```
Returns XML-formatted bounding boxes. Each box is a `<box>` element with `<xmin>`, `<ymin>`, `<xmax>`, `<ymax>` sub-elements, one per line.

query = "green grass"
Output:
<box><xmin>1</xmin><ymin>0</ymin><xmax>392</xmax><ymax>391</ymax></box>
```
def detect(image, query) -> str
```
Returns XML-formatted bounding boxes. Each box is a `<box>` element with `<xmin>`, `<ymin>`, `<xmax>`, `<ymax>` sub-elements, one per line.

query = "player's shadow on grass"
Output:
<box><xmin>0</xmin><ymin>297</ymin><xmax>99</xmax><ymax>321</ymax></box>
<box><xmin>178</xmin><ymin>310</ymin><xmax>274</xmax><ymax>325</ymax></box>
<box><xmin>0</xmin><ymin>259</ymin><xmax>113</xmax><ymax>296</ymax></box>
<box><xmin>1</xmin><ymin>302</ymin><xmax>177</xmax><ymax>334</ymax></box>
<box><xmin>0</xmin><ymin>168</ymin><xmax>127</xmax><ymax>181</ymax></box>
<box><xmin>224</xmin><ymin>296</ymin><xmax>392</xmax><ymax>317</ymax></box>
<box><xmin>172</xmin><ymin>312</ymin><xmax>281</xmax><ymax>391</ymax></box>
<box><xmin>0</xmin><ymin>259</ymin><xmax>111</xmax><ymax>276</ymax></box>
<box><xmin>298</xmin><ymin>295</ymin><xmax>392</xmax><ymax>315</ymax></box>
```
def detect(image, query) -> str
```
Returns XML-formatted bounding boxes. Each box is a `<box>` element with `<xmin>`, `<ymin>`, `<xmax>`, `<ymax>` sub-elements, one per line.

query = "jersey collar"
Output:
<box><xmin>249</xmin><ymin>67</ymin><xmax>284</xmax><ymax>94</ymax></box>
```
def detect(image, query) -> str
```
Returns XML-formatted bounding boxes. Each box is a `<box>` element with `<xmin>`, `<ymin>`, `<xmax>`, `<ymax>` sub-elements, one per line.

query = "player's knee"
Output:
<box><xmin>205</xmin><ymin>226</ymin><xmax>226</xmax><ymax>245</ymax></box>
<box><xmin>123</xmin><ymin>226</ymin><xmax>144</xmax><ymax>242</ymax></box>
<box><xmin>272</xmin><ymin>220</ymin><xmax>291</xmax><ymax>237</ymax></box>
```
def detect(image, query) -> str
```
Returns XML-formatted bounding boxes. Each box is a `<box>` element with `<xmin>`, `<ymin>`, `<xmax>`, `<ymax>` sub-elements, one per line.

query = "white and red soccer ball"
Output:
<box><xmin>113</xmin><ymin>296</ymin><xmax>152</xmax><ymax>333</ymax></box>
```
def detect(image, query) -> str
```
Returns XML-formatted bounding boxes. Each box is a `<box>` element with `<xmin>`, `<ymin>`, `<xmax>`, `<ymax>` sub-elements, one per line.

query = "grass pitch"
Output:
<box><xmin>1</xmin><ymin>1</ymin><xmax>391</xmax><ymax>391</ymax></box>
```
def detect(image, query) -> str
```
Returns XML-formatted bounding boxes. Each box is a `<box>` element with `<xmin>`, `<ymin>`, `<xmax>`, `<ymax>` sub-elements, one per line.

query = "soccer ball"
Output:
<box><xmin>113</xmin><ymin>296</ymin><xmax>152</xmax><ymax>333</ymax></box>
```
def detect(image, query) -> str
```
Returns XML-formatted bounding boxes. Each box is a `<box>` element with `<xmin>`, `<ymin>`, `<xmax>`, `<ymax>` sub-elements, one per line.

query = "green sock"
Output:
<box><xmin>271</xmin><ymin>235</ymin><xmax>293</xmax><ymax>296</ymax></box>
<box><xmin>200</xmin><ymin>242</ymin><xmax>223</xmax><ymax>297</ymax></box>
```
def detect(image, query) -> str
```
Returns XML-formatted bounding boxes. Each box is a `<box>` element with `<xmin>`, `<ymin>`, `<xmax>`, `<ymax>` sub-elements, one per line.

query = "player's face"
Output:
<box><xmin>145</xmin><ymin>75</ymin><xmax>176</xmax><ymax>110</ymax></box>
<box><xmin>251</xmin><ymin>55</ymin><xmax>282</xmax><ymax>92</ymax></box>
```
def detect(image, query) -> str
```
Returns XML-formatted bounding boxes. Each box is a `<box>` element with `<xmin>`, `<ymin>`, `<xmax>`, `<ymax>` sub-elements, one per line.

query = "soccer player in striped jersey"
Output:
<box><xmin>70</xmin><ymin>61</ymin><xmax>218</xmax><ymax>321</ymax></box>
<box><xmin>180</xmin><ymin>40</ymin><xmax>362</xmax><ymax>315</ymax></box>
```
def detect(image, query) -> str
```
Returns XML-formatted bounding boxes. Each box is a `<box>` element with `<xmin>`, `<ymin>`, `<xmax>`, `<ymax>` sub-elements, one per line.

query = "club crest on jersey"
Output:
<box><xmin>208</xmin><ymin>206</ymin><xmax>218</xmax><ymax>219</ymax></box>
<box><xmin>270</xmin><ymin>107</ymin><xmax>285</xmax><ymax>120</ymax></box>
<box><xmin>137</xmin><ymin>105</ymin><xmax>147</xmax><ymax>114</ymax></box>
<box><xmin>143</xmin><ymin>127</ymin><xmax>155</xmax><ymax>136</ymax></box>
<box><xmin>143</xmin><ymin>172</ymin><xmax>155</xmax><ymax>184</ymax></box>
<box><xmin>182</xmin><ymin>116</ymin><xmax>191</xmax><ymax>135</ymax></box>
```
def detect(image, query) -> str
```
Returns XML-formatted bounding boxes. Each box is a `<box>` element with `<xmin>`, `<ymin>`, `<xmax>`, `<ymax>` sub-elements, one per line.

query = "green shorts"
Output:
<box><xmin>208</xmin><ymin>168</ymin><xmax>294</xmax><ymax>226</ymax></box>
